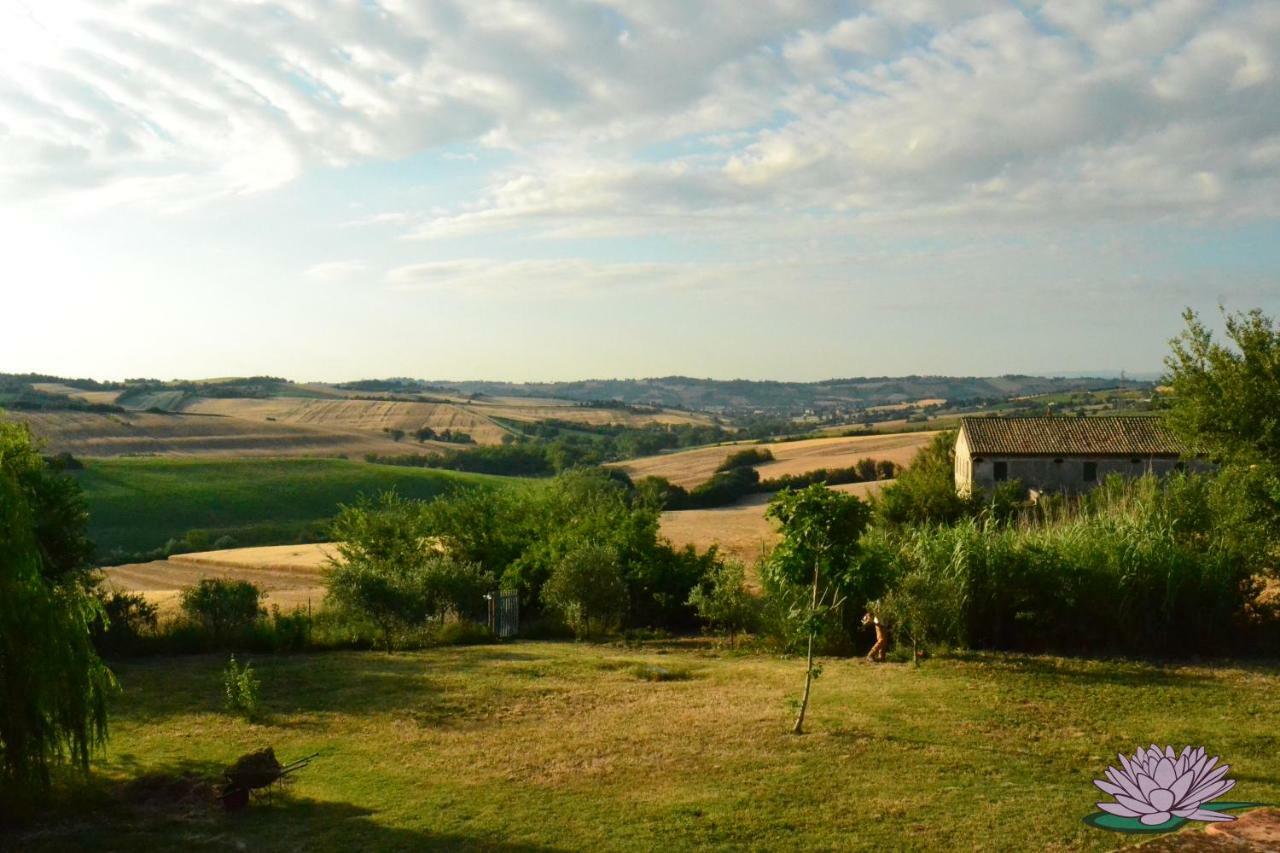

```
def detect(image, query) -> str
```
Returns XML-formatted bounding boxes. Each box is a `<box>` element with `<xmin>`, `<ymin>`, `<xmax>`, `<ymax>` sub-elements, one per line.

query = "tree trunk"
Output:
<box><xmin>791</xmin><ymin>559</ymin><xmax>821</xmax><ymax>735</ymax></box>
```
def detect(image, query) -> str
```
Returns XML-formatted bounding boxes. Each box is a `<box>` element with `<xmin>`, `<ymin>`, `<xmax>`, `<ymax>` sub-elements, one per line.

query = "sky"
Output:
<box><xmin>1</xmin><ymin>0</ymin><xmax>1278</xmax><ymax>383</ymax></box>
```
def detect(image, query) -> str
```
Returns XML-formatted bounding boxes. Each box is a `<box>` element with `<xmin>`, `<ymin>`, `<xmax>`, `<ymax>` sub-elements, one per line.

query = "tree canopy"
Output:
<box><xmin>0</xmin><ymin>417</ymin><xmax>114</xmax><ymax>805</ymax></box>
<box><xmin>1165</xmin><ymin>307</ymin><xmax>1280</xmax><ymax>467</ymax></box>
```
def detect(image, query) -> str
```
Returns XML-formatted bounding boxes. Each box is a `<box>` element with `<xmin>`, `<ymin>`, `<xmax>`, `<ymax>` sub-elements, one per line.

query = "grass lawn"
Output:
<box><xmin>76</xmin><ymin>458</ymin><xmax>516</xmax><ymax>555</ymax></box>
<box><xmin>13</xmin><ymin>643</ymin><xmax>1280</xmax><ymax>852</ymax></box>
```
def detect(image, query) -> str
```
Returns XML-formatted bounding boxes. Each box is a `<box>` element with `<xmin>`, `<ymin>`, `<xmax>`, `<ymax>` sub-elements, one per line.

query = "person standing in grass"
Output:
<box><xmin>863</xmin><ymin>610</ymin><xmax>889</xmax><ymax>662</ymax></box>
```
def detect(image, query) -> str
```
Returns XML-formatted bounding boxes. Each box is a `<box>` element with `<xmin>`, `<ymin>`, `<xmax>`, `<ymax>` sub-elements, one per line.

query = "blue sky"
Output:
<box><xmin>1</xmin><ymin>0</ymin><xmax>1278</xmax><ymax>382</ymax></box>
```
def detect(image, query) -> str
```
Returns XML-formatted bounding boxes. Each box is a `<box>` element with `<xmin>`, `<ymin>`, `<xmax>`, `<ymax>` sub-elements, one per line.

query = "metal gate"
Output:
<box><xmin>487</xmin><ymin>590</ymin><xmax>519</xmax><ymax>639</ymax></box>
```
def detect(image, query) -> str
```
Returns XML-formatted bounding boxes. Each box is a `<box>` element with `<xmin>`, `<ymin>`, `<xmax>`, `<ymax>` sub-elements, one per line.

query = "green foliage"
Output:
<box><xmin>327</xmin><ymin>492</ymin><xmax>494</xmax><ymax>651</ymax></box>
<box><xmin>877</xmin><ymin>475</ymin><xmax>1271</xmax><ymax>656</ymax></box>
<box><xmin>179</xmin><ymin>579</ymin><xmax>264</xmax><ymax>644</ymax></box>
<box><xmin>1165</xmin><ymin>307</ymin><xmax>1280</xmax><ymax>466</ymax></box>
<box><xmin>874</xmin><ymin>431</ymin><xmax>975</xmax><ymax>526</ymax></box>
<box><xmin>758</xmin><ymin>459</ymin><xmax>897</xmax><ymax>493</ymax></box>
<box><xmin>682</xmin><ymin>465</ymin><xmax>759</xmax><ymax>508</ymax></box>
<box><xmin>504</xmin><ymin>469</ymin><xmax>659</xmax><ymax>613</ymax></box>
<box><xmin>766</xmin><ymin>484</ymin><xmax>875</xmax><ymax>596</ymax></box>
<box><xmin>766</xmin><ymin>484</ymin><xmax>874</xmax><ymax>732</ymax></box>
<box><xmin>875</xmin><ymin>547</ymin><xmax>964</xmax><ymax>661</ymax></box>
<box><xmin>687</xmin><ymin>559</ymin><xmax>758</xmax><ymax>645</ymax></box>
<box><xmin>715</xmin><ymin>447</ymin><xmax>775</xmax><ymax>472</ymax></box>
<box><xmin>543</xmin><ymin>542</ymin><xmax>629</xmax><ymax>638</ymax></box>
<box><xmin>92</xmin><ymin>591</ymin><xmax>159</xmax><ymax>656</ymax></box>
<box><xmin>0</xmin><ymin>418</ymin><xmax>114</xmax><ymax>804</ymax></box>
<box><xmin>222</xmin><ymin>654</ymin><xmax>260</xmax><ymax>719</ymax></box>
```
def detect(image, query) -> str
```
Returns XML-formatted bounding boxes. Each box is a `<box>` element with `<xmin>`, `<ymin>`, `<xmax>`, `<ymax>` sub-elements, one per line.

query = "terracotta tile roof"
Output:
<box><xmin>960</xmin><ymin>416</ymin><xmax>1190</xmax><ymax>457</ymax></box>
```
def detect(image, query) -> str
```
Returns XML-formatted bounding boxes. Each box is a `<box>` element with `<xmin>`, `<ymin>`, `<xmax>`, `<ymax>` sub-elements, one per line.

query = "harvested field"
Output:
<box><xmin>181</xmin><ymin>396</ymin><xmax>514</xmax><ymax>445</ymax></box>
<box><xmin>102</xmin><ymin>544</ymin><xmax>331</xmax><ymax>614</ymax></box>
<box><xmin>15</xmin><ymin>410</ymin><xmax>416</xmax><ymax>458</ymax></box>
<box><xmin>659</xmin><ymin>480</ymin><xmax>889</xmax><ymax>565</ymax></box>
<box><xmin>22</xmin><ymin>384</ymin><xmax>712</xmax><ymax>458</ymax></box>
<box><xmin>468</xmin><ymin>399</ymin><xmax>714</xmax><ymax>428</ymax></box>
<box><xmin>617</xmin><ymin>432</ymin><xmax>935</xmax><ymax>489</ymax></box>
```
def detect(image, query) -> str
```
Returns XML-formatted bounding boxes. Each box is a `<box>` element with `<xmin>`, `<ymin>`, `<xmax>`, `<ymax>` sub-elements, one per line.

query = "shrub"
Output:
<box><xmin>223</xmin><ymin>655</ymin><xmax>260</xmax><ymax>719</ymax></box>
<box><xmin>715</xmin><ymin>447</ymin><xmax>774</xmax><ymax>472</ymax></box>
<box><xmin>687</xmin><ymin>559</ymin><xmax>758</xmax><ymax>646</ymax></box>
<box><xmin>420</xmin><ymin>555</ymin><xmax>494</xmax><ymax>622</ymax></box>
<box><xmin>93</xmin><ymin>591</ymin><xmax>159</xmax><ymax>656</ymax></box>
<box><xmin>212</xmin><ymin>535</ymin><xmax>238</xmax><ymax>550</ymax></box>
<box><xmin>179</xmin><ymin>579</ymin><xmax>264</xmax><ymax>644</ymax></box>
<box><xmin>874</xmin><ymin>431</ymin><xmax>976</xmax><ymax>526</ymax></box>
<box><xmin>881</xmin><ymin>494</ymin><xmax>1265</xmax><ymax>656</ymax></box>
<box><xmin>543</xmin><ymin>542</ymin><xmax>629</xmax><ymax>638</ymax></box>
<box><xmin>685</xmin><ymin>466</ymin><xmax>759</xmax><ymax>508</ymax></box>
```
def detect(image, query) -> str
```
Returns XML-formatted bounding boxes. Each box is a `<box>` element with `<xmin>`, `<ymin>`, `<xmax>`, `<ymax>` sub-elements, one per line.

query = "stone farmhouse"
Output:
<box><xmin>954</xmin><ymin>416</ymin><xmax>1195</xmax><ymax>496</ymax></box>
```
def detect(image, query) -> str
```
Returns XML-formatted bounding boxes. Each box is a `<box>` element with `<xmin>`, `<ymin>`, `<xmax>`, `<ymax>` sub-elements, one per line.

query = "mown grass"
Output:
<box><xmin>76</xmin><ymin>458</ymin><xmax>515</xmax><ymax>555</ymax></box>
<box><xmin>12</xmin><ymin>643</ymin><xmax>1280</xmax><ymax>851</ymax></box>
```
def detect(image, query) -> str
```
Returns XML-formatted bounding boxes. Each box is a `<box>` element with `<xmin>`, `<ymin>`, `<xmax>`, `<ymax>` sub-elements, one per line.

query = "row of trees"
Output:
<box><xmin>325</xmin><ymin>469</ymin><xmax>721</xmax><ymax>649</ymax></box>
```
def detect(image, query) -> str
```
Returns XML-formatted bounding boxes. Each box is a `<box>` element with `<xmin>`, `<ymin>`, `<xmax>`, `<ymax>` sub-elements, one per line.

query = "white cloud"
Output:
<box><xmin>2</xmin><ymin>0</ymin><xmax>1278</xmax><ymax>240</ymax></box>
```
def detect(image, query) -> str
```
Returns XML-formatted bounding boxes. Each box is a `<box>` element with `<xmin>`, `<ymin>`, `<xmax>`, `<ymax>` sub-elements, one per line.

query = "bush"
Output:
<box><xmin>543</xmin><ymin>542</ymin><xmax>629</xmax><ymax>638</ymax></box>
<box><xmin>687</xmin><ymin>559</ymin><xmax>758</xmax><ymax>646</ymax></box>
<box><xmin>223</xmin><ymin>654</ymin><xmax>260</xmax><ymax>719</ymax></box>
<box><xmin>881</xmin><ymin>495</ymin><xmax>1265</xmax><ymax>656</ymax></box>
<box><xmin>212</xmin><ymin>535</ymin><xmax>238</xmax><ymax>550</ymax></box>
<box><xmin>874</xmin><ymin>431</ymin><xmax>976</xmax><ymax>526</ymax></box>
<box><xmin>93</xmin><ymin>591</ymin><xmax>159</xmax><ymax>656</ymax></box>
<box><xmin>179</xmin><ymin>579</ymin><xmax>264</xmax><ymax>644</ymax></box>
<box><xmin>715</xmin><ymin>447</ymin><xmax>774</xmax><ymax>472</ymax></box>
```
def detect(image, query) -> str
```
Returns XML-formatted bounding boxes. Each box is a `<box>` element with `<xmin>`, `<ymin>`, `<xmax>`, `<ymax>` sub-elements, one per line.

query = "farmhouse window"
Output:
<box><xmin>993</xmin><ymin>461</ymin><xmax>1008</xmax><ymax>482</ymax></box>
<box><xmin>1083</xmin><ymin>461</ymin><xmax>1098</xmax><ymax>482</ymax></box>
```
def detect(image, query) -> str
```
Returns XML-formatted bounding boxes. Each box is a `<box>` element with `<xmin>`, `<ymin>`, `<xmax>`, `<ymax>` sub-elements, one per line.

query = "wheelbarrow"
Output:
<box><xmin>219</xmin><ymin>747</ymin><xmax>318</xmax><ymax>811</ymax></box>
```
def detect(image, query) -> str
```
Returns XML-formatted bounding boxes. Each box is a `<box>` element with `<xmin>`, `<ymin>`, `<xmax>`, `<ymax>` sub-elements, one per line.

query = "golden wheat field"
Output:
<box><xmin>613</xmin><ymin>432</ymin><xmax>935</xmax><ymax>489</ymax></box>
<box><xmin>14</xmin><ymin>410</ymin><xmax>417</xmax><ymax>458</ymax></box>
<box><xmin>657</xmin><ymin>480</ymin><xmax>889</xmax><ymax>566</ymax></box>
<box><xmin>20</xmin><ymin>383</ymin><xmax>714</xmax><ymax>458</ymax></box>
<box><xmin>182</xmin><ymin>396</ymin><xmax>513</xmax><ymax>445</ymax></box>
<box><xmin>101</xmin><ymin>544</ymin><xmax>333</xmax><ymax>614</ymax></box>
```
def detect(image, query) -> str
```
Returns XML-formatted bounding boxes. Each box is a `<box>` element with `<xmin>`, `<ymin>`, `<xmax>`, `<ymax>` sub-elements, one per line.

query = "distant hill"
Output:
<box><xmin>436</xmin><ymin>375</ymin><xmax>1154</xmax><ymax>413</ymax></box>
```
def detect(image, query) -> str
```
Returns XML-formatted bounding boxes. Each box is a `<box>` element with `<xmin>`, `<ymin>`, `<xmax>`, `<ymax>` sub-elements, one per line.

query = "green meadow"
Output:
<box><xmin>15</xmin><ymin>642</ymin><xmax>1280</xmax><ymax>852</ymax></box>
<box><xmin>75</xmin><ymin>458</ymin><xmax>512</xmax><ymax>557</ymax></box>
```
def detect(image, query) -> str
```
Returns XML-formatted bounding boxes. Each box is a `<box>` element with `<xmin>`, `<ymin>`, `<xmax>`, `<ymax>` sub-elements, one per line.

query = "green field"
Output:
<box><xmin>75</xmin><ymin>458</ymin><xmax>513</xmax><ymax>556</ymax></box>
<box><xmin>14</xmin><ymin>643</ymin><xmax>1279</xmax><ymax>851</ymax></box>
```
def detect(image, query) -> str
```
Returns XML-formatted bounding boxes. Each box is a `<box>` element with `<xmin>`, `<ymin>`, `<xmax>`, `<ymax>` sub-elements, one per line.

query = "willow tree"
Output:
<box><xmin>765</xmin><ymin>484</ymin><xmax>873</xmax><ymax>735</ymax></box>
<box><xmin>0</xmin><ymin>417</ymin><xmax>113</xmax><ymax>805</ymax></box>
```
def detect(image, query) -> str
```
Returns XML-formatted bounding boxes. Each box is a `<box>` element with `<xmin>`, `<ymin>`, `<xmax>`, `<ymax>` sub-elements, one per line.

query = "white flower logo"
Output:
<box><xmin>1095</xmin><ymin>745</ymin><xmax>1236</xmax><ymax>826</ymax></box>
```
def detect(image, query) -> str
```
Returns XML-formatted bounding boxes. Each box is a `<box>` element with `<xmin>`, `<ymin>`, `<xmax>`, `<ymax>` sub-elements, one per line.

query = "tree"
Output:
<box><xmin>327</xmin><ymin>492</ymin><xmax>436</xmax><ymax>652</ymax></box>
<box><xmin>542</xmin><ymin>542</ymin><xmax>629</xmax><ymax>638</ymax></box>
<box><xmin>1165</xmin><ymin>307</ymin><xmax>1280</xmax><ymax>575</ymax></box>
<box><xmin>1</xmin><ymin>418</ymin><xmax>114</xmax><ymax>804</ymax></box>
<box><xmin>765</xmin><ymin>485</ymin><xmax>872</xmax><ymax>734</ymax></box>
<box><xmin>874</xmin><ymin>431</ymin><xmax>974</xmax><ymax>526</ymax></box>
<box><xmin>327</xmin><ymin>492</ymin><xmax>493</xmax><ymax>650</ymax></box>
<box><xmin>179</xmin><ymin>578</ymin><xmax>264</xmax><ymax>644</ymax></box>
<box><xmin>687</xmin><ymin>557</ymin><xmax>758</xmax><ymax>647</ymax></box>
<box><xmin>1165</xmin><ymin>307</ymin><xmax>1280</xmax><ymax>467</ymax></box>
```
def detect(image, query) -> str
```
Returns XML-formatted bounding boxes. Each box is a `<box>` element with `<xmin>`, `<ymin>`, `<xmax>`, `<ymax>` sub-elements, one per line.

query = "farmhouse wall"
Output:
<box><xmin>964</xmin><ymin>455</ymin><xmax>1185</xmax><ymax>494</ymax></box>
